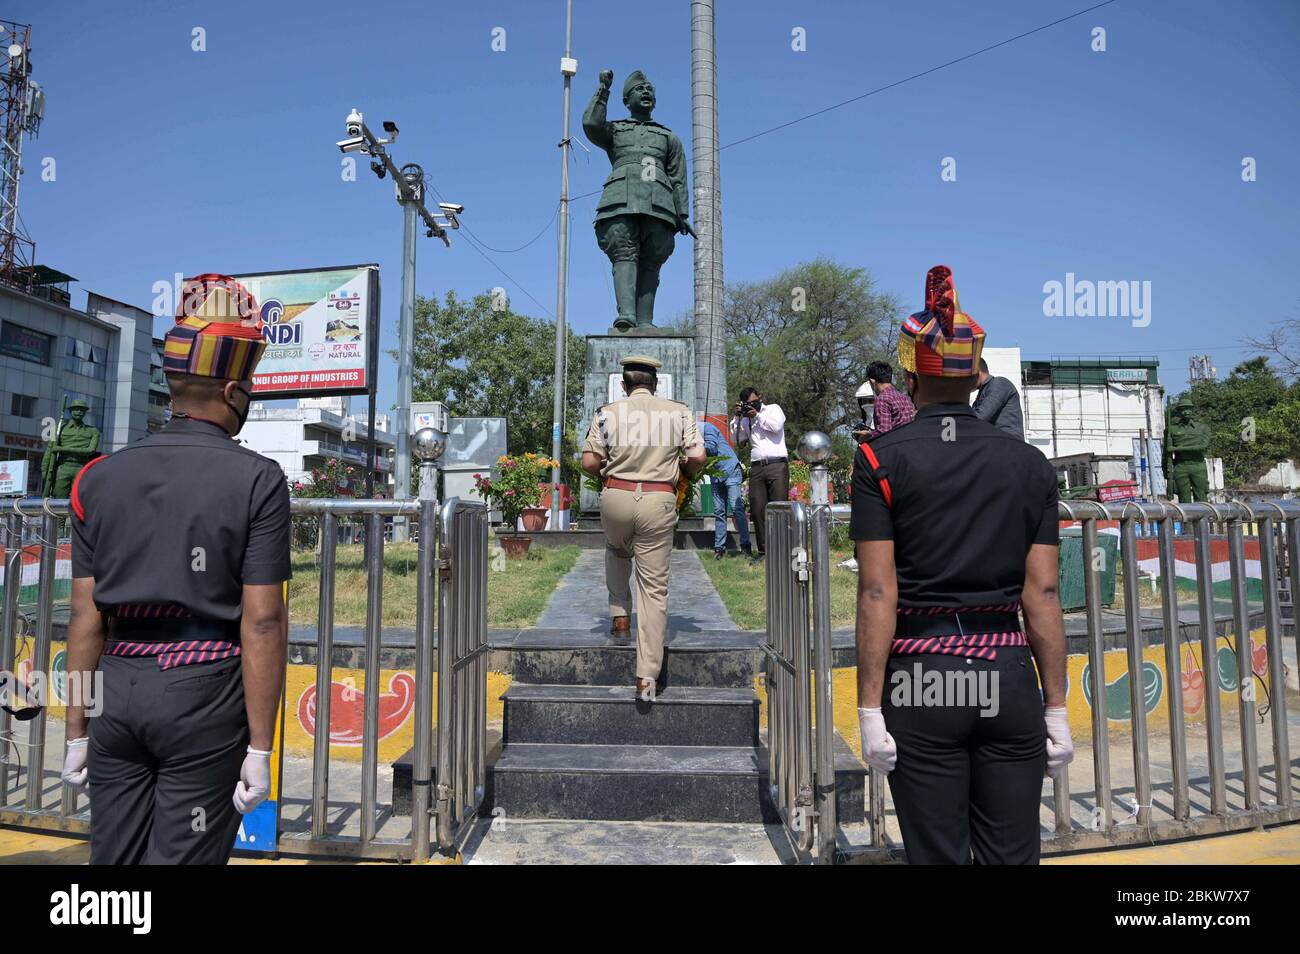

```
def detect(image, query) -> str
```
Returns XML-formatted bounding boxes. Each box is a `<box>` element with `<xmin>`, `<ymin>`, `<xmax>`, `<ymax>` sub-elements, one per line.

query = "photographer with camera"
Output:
<box><xmin>730</xmin><ymin>387</ymin><xmax>788</xmax><ymax>562</ymax></box>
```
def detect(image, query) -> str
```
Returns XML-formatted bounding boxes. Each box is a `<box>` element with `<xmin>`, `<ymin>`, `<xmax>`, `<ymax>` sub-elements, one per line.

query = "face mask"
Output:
<box><xmin>228</xmin><ymin>385</ymin><xmax>253</xmax><ymax>433</ymax></box>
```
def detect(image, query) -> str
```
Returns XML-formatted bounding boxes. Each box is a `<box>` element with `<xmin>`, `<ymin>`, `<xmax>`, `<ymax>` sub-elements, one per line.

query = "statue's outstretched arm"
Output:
<box><xmin>582</xmin><ymin>78</ymin><xmax>613</xmax><ymax>151</ymax></box>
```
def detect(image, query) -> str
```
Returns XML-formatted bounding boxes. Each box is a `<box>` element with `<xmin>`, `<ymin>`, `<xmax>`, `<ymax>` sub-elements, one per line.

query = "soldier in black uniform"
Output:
<box><xmin>851</xmin><ymin>266</ymin><xmax>1074</xmax><ymax>865</ymax></box>
<box><xmin>61</xmin><ymin>274</ymin><xmax>291</xmax><ymax>865</ymax></box>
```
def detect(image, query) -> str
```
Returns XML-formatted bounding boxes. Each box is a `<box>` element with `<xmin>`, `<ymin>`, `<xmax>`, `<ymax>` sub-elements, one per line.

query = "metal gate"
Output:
<box><xmin>763</xmin><ymin>501</ymin><xmax>815</xmax><ymax>858</ymax></box>
<box><xmin>433</xmin><ymin>498</ymin><xmax>490</xmax><ymax>851</ymax></box>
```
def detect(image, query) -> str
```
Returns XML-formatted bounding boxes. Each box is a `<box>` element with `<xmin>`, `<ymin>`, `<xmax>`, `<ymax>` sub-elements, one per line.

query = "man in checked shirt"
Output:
<box><xmin>62</xmin><ymin>274</ymin><xmax>290</xmax><ymax>864</ymax></box>
<box><xmin>856</xmin><ymin>361</ymin><xmax>915</xmax><ymax>442</ymax></box>
<box><xmin>852</xmin><ymin>265</ymin><xmax>1074</xmax><ymax>865</ymax></box>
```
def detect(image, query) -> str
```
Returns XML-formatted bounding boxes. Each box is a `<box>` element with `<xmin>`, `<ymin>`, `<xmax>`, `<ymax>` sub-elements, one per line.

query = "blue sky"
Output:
<box><xmin>11</xmin><ymin>0</ymin><xmax>1299</xmax><ymax>415</ymax></box>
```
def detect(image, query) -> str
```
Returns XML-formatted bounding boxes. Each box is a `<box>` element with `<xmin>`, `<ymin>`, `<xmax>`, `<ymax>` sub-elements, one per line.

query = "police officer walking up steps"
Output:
<box><xmin>62</xmin><ymin>274</ymin><xmax>291</xmax><ymax>864</ymax></box>
<box><xmin>851</xmin><ymin>265</ymin><xmax>1074</xmax><ymax>865</ymax></box>
<box><xmin>582</xmin><ymin>355</ymin><xmax>706</xmax><ymax>702</ymax></box>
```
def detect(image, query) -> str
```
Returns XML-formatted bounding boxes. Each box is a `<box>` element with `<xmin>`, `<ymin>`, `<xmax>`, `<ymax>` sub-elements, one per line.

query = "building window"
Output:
<box><xmin>10</xmin><ymin>393</ymin><xmax>36</xmax><ymax>417</ymax></box>
<box><xmin>0</xmin><ymin>322</ymin><xmax>54</xmax><ymax>364</ymax></box>
<box><xmin>64</xmin><ymin>338</ymin><xmax>107</xmax><ymax>380</ymax></box>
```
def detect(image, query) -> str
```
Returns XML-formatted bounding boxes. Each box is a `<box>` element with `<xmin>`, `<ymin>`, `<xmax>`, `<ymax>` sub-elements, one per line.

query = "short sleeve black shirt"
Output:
<box><xmin>71</xmin><ymin>416</ymin><xmax>292</xmax><ymax>620</ymax></box>
<box><xmin>850</xmin><ymin>403</ymin><xmax>1058</xmax><ymax>609</ymax></box>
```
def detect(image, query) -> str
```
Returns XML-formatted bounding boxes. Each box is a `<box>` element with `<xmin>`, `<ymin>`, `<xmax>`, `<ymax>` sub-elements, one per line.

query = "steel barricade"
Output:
<box><xmin>819</xmin><ymin>498</ymin><xmax>1300</xmax><ymax>859</ymax></box>
<box><xmin>434</xmin><ymin>497</ymin><xmax>490</xmax><ymax>852</ymax></box>
<box><xmin>762</xmin><ymin>501</ymin><xmax>816</xmax><ymax>858</ymax></box>
<box><xmin>0</xmin><ymin>495</ymin><xmax>473</xmax><ymax>863</ymax></box>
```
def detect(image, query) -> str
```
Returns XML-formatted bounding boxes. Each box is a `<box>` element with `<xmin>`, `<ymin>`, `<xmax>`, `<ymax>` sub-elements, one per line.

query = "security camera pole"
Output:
<box><xmin>338</xmin><ymin>110</ymin><xmax>463</xmax><ymax>540</ymax></box>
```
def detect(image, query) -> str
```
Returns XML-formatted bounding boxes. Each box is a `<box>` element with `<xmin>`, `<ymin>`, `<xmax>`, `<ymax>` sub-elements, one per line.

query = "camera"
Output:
<box><xmin>346</xmin><ymin>108</ymin><xmax>364</xmax><ymax>138</ymax></box>
<box><xmin>735</xmin><ymin>398</ymin><xmax>762</xmax><ymax>415</ymax></box>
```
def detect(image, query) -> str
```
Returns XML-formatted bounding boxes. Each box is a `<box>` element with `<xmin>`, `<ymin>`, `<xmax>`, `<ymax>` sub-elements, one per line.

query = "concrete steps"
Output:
<box><xmin>393</xmin><ymin>628</ymin><xmax>867</xmax><ymax>830</ymax></box>
<box><xmin>502</xmin><ymin>684</ymin><xmax>758</xmax><ymax>746</ymax></box>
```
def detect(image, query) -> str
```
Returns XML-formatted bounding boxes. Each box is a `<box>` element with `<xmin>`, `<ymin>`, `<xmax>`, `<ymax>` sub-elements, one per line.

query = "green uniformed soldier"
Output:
<box><xmin>1164</xmin><ymin>397</ymin><xmax>1211</xmax><ymax>502</ymax></box>
<box><xmin>583</xmin><ymin>69</ymin><xmax>693</xmax><ymax>331</ymax></box>
<box><xmin>40</xmin><ymin>399</ymin><xmax>101</xmax><ymax>497</ymax></box>
<box><xmin>581</xmin><ymin>355</ymin><xmax>706</xmax><ymax>701</ymax></box>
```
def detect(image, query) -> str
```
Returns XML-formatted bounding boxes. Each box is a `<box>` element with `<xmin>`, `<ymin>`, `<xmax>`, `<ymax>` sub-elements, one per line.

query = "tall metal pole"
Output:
<box><xmin>395</xmin><ymin>191</ymin><xmax>419</xmax><ymax>541</ymax></box>
<box><xmin>691</xmin><ymin>0</ymin><xmax>726</xmax><ymax>427</ymax></box>
<box><xmin>550</xmin><ymin>0</ymin><xmax>575</xmax><ymax>530</ymax></box>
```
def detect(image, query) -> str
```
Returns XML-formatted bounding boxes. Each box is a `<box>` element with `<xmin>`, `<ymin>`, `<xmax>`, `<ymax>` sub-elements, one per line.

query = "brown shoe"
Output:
<box><xmin>610</xmin><ymin>615</ymin><xmax>630</xmax><ymax>638</ymax></box>
<box><xmin>635</xmin><ymin>678</ymin><xmax>656</xmax><ymax>703</ymax></box>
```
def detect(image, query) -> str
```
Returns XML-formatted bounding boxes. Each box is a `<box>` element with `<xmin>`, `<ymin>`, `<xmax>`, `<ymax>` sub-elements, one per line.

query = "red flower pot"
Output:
<box><xmin>520</xmin><ymin>506</ymin><xmax>548</xmax><ymax>532</ymax></box>
<box><xmin>500</xmin><ymin>536</ymin><xmax>532</xmax><ymax>559</ymax></box>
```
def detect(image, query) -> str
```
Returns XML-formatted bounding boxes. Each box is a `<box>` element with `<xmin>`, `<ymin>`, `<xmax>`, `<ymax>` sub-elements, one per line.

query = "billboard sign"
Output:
<box><xmin>1107</xmin><ymin>368</ymin><xmax>1148</xmax><ymax>383</ymax></box>
<box><xmin>1098</xmin><ymin>479</ymin><xmax>1139</xmax><ymax>502</ymax></box>
<box><xmin>233</xmin><ymin>265</ymin><xmax>379</xmax><ymax>399</ymax></box>
<box><xmin>444</xmin><ymin>417</ymin><xmax>507</xmax><ymax>468</ymax></box>
<box><xmin>0</xmin><ymin>459</ymin><xmax>28</xmax><ymax>495</ymax></box>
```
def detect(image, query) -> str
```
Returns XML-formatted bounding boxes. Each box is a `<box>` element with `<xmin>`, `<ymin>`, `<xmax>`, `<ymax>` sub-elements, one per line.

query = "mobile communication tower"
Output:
<box><xmin>0</xmin><ymin>19</ymin><xmax>44</xmax><ymax>290</ymax></box>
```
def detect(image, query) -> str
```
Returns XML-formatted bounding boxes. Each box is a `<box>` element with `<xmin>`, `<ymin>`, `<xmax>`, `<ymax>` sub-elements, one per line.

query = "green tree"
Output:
<box><xmin>1180</xmin><ymin>357</ymin><xmax>1300</xmax><ymax>485</ymax></box>
<box><xmin>721</xmin><ymin>258</ymin><xmax>898</xmax><ymax>441</ymax></box>
<box><xmin>405</xmin><ymin>289</ymin><xmax>586</xmax><ymax>488</ymax></box>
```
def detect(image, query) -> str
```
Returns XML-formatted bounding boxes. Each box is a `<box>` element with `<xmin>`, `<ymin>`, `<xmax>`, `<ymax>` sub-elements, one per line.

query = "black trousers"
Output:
<box><xmin>747</xmin><ymin>459</ymin><xmax>789</xmax><ymax>554</ymax></box>
<box><xmin>882</xmin><ymin>647</ymin><xmax>1047</xmax><ymax>864</ymax></box>
<box><xmin>88</xmin><ymin>654</ymin><xmax>247</xmax><ymax>865</ymax></box>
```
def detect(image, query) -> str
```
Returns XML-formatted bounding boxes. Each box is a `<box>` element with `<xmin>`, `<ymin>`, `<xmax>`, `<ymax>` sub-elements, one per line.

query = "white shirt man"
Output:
<box><xmin>729</xmin><ymin>388</ymin><xmax>788</xmax><ymax>560</ymax></box>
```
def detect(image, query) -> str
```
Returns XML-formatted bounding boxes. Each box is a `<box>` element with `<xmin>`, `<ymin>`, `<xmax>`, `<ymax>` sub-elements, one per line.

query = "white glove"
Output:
<box><xmin>233</xmin><ymin>747</ymin><xmax>273</xmax><ymax>814</ymax></box>
<box><xmin>1044</xmin><ymin>705</ymin><xmax>1075</xmax><ymax>778</ymax></box>
<box><xmin>62</xmin><ymin>736</ymin><xmax>89</xmax><ymax>791</ymax></box>
<box><xmin>857</xmin><ymin>707</ymin><xmax>897</xmax><ymax>774</ymax></box>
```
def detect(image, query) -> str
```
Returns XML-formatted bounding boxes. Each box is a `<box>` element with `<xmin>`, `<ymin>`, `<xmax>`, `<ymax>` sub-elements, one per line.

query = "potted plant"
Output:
<box><xmin>473</xmin><ymin>452</ymin><xmax>558</xmax><ymax>558</ymax></box>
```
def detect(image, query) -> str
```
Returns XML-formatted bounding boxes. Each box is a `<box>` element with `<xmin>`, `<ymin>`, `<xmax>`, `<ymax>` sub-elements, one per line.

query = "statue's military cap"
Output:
<box><xmin>162</xmin><ymin>274</ymin><xmax>266</xmax><ymax>381</ymax></box>
<box><xmin>622</xmin><ymin>70</ymin><xmax>651</xmax><ymax>100</ymax></box>
<box><xmin>69</xmin><ymin>399</ymin><xmax>89</xmax><ymax>410</ymax></box>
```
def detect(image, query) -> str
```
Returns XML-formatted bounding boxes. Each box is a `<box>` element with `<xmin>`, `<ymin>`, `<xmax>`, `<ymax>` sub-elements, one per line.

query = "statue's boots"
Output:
<box><xmin>635</xmin><ymin>260</ymin><xmax>662</xmax><ymax>328</ymax></box>
<box><xmin>612</xmin><ymin>261</ymin><xmax>637</xmax><ymax>331</ymax></box>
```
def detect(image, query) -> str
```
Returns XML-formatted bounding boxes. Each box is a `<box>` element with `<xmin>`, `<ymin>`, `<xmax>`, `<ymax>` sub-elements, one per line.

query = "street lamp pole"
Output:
<box><xmin>550</xmin><ymin>0</ymin><xmax>576</xmax><ymax>531</ymax></box>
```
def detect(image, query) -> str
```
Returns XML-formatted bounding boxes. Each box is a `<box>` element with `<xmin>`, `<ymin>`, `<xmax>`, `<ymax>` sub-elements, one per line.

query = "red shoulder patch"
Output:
<box><xmin>70</xmin><ymin>454</ymin><xmax>109</xmax><ymax>522</ymax></box>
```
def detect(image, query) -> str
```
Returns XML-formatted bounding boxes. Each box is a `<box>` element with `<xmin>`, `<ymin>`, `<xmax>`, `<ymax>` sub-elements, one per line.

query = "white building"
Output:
<box><xmin>1021</xmin><ymin>357</ymin><xmax>1166</xmax><ymax>493</ymax></box>
<box><xmin>241</xmin><ymin>395</ymin><xmax>393</xmax><ymax>495</ymax></box>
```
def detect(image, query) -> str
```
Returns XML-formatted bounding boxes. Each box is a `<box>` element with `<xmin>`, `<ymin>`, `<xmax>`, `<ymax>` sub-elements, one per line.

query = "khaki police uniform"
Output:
<box><xmin>583</xmin><ymin>358</ymin><xmax>701</xmax><ymax>682</ymax></box>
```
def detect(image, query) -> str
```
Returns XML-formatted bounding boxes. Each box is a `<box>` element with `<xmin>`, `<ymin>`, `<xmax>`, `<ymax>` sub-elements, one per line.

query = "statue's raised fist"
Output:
<box><xmin>599</xmin><ymin>69</ymin><xmax>613</xmax><ymax>89</ymax></box>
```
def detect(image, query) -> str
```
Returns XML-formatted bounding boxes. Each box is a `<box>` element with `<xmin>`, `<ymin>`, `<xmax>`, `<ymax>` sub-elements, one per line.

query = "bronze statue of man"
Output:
<box><xmin>583</xmin><ymin>69</ymin><xmax>693</xmax><ymax>331</ymax></box>
<box><xmin>41</xmin><ymin>398</ymin><xmax>101</xmax><ymax>497</ymax></box>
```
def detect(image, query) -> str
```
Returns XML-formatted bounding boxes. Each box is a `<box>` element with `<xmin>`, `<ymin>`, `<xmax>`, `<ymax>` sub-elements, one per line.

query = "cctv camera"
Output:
<box><xmin>438</xmin><ymin>202</ymin><xmax>465</xmax><ymax>215</ymax></box>
<box><xmin>382</xmin><ymin>120</ymin><xmax>399</xmax><ymax>140</ymax></box>
<box><xmin>346</xmin><ymin>108</ymin><xmax>364</xmax><ymax>138</ymax></box>
<box><xmin>337</xmin><ymin>136</ymin><xmax>367</xmax><ymax>154</ymax></box>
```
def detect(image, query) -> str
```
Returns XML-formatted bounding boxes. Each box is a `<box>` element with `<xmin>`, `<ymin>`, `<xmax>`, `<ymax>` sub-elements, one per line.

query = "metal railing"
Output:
<box><xmin>0</xmin><ymin>495</ymin><xmax>490</xmax><ymax>863</ymax></box>
<box><xmin>808</xmin><ymin>497</ymin><xmax>1300</xmax><ymax>860</ymax></box>
<box><xmin>762</xmin><ymin>501</ymin><xmax>817</xmax><ymax>860</ymax></box>
<box><xmin>434</xmin><ymin>498</ymin><xmax>490</xmax><ymax>851</ymax></box>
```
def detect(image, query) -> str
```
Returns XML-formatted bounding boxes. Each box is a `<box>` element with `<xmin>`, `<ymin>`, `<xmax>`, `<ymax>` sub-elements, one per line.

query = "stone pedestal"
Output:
<box><xmin>580</xmin><ymin>332</ymin><xmax>696</xmax><ymax>514</ymax></box>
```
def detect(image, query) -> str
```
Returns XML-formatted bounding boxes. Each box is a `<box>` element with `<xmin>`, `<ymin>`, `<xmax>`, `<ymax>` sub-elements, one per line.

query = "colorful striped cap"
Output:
<box><xmin>897</xmin><ymin>265</ymin><xmax>985</xmax><ymax>378</ymax></box>
<box><xmin>162</xmin><ymin>274</ymin><xmax>266</xmax><ymax>380</ymax></box>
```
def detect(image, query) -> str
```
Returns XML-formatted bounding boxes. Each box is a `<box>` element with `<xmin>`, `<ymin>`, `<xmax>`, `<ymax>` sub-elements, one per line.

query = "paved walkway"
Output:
<box><xmin>5</xmin><ymin>821</ymin><xmax>1299</xmax><ymax>865</ymax></box>
<box><xmin>535</xmin><ymin>549</ymin><xmax>736</xmax><ymax>633</ymax></box>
